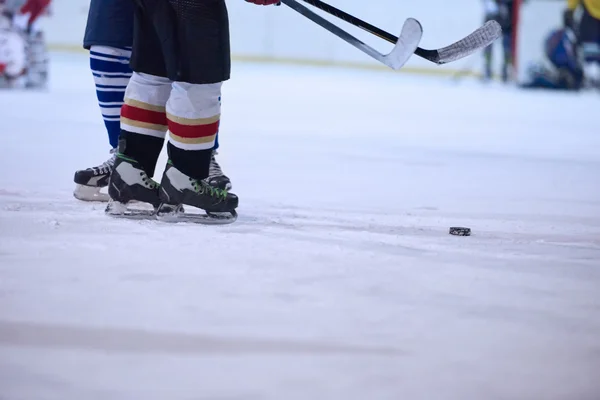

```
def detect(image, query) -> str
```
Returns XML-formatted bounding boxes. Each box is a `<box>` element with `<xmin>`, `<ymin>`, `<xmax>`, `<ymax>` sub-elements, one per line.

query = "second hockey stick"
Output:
<box><xmin>298</xmin><ymin>0</ymin><xmax>502</xmax><ymax>65</ymax></box>
<box><xmin>280</xmin><ymin>0</ymin><xmax>423</xmax><ymax>70</ymax></box>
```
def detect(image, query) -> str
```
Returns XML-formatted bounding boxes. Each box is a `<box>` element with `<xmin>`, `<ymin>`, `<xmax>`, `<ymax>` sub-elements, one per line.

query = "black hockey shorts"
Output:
<box><xmin>83</xmin><ymin>0</ymin><xmax>135</xmax><ymax>50</ymax></box>
<box><xmin>129</xmin><ymin>0</ymin><xmax>231</xmax><ymax>84</ymax></box>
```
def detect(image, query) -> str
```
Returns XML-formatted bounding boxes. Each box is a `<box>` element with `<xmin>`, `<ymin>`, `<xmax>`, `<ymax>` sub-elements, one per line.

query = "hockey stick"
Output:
<box><xmin>298</xmin><ymin>0</ymin><xmax>502</xmax><ymax>65</ymax></box>
<box><xmin>279</xmin><ymin>0</ymin><xmax>423</xmax><ymax>70</ymax></box>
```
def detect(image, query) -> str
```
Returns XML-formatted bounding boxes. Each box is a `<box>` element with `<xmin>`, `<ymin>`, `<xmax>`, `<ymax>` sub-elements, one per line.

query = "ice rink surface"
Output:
<box><xmin>1</xmin><ymin>53</ymin><xmax>600</xmax><ymax>400</ymax></box>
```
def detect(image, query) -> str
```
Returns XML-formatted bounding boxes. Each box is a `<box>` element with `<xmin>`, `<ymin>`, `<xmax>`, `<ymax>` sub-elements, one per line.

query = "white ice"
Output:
<box><xmin>1</xmin><ymin>53</ymin><xmax>600</xmax><ymax>400</ymax></box>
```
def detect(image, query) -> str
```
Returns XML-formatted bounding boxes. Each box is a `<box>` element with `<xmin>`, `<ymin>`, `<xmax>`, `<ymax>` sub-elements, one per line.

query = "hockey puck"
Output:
<box><xmin>449</xmin><ymin>227</ymin><xmax>471</xmax><ymax>236</ymax></box>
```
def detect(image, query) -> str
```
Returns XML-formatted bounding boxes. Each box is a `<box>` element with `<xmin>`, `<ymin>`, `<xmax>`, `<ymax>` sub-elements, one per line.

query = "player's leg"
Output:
<box><xmin>105</xmin><ymin>1</ymin><xmax>172</xmax><ymax>214</ymax></box>
<box><xmin>90</xmin><ymin>46</ymin><xmax>133</xmax><ymax>151</ymax></box>
<box><xmin>483</xmin><ymin>40</ymin><xmax>493</xmax><ymax>81</ymax></box>
<box><xmin>158</xmin><ymin>80</ymin><xmax>239</xmax><ymax>217</ymax></box>
<box><xmin>578</xmin><ymin>4</ymin><xmax>600</xmax><ymax>87</ymax></box>
<box><xmin>73</xmin><ymin>0</ymin><xmax>135</xmax><ymax>201</ymax></box>
<box><xmin>73</xmin><ymin>46</ymin><xmax>133</xmax><ymax>201</ymax></box>
<box><xmin>500</xmin><ymin>1</ymin><xmax>516</xmax><ymax>83</ymax></box>
<box><xmin>482</xmin><ymin>3</ymin><xmax>497</xmax><ymax>81</ymax></box>
<box><xmin>207</xmin><ymin>149</ymin><xmax>232</xmax><ymax>190</ymax></box>
<box><xmin>207</xmin><ymin>102</ymin><xmax>232</xmax><ymax>190</ymax></box>
<box><xmin>155</xmin><ymin>0</ymin><xmax>238</xmax><ymax>219</ymax></box>
<box><xmin>501</xmin><ymin>28</ymin><xmax>513</xmax><ymax>82</ymax></box>
<box><xmin>106</xmin><ymin>72</ymin><xmax>173</xmax><ymax>212</ymax></box>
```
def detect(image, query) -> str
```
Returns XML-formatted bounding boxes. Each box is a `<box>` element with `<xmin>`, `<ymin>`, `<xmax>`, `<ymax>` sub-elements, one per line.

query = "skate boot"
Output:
<box><xmin>157</xmin><ymin>160</ymin><xmax>238</xmax><ymax>224</ymax></box>
<box><xmin>73</xmin><ymin>148</ymin><xmax>116</xmax><ymax>202</ymax></box>
<box><xmin>205</xmin><ymin>150</ymin><xmax>232</xmax><ymax>190</ymax></box>
<box><xmin>105</xmin><ymin>153</ymin><xmax>162</xmax><ymax>219</ymax></box>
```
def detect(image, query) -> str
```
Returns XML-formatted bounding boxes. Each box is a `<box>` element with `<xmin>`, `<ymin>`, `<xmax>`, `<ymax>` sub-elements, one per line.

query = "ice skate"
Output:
<box><xmin>205</xmin><ymin>150</ymin><xmax>232</xmax><ymax>190</ymax></box>
<box><xmin>105</xmin><ymin>153</ymin><xmax>162</xmax><ymax>219</ymax></box>
<box><xmin>73</xmin><ymin>148</ymin><xmax>116</xmax><ymax>202</ymax></box>
<box><xmin>156</xmin><ymin>161</ymin><xmax>238</xmax><ymax>224</ymax></box>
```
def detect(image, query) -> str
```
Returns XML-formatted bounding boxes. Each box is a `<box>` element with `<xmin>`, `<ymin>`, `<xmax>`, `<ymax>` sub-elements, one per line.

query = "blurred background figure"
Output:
<box><xmin>520</xmin><ymin>27</ymin><xmax>584</xmax><ymax>90</ymax></box>
<box><xmin>564</xmin><ymin>0</ymin><xmax>600</xmax><ymax>88</ymax></box>
<box><xmin>482</xmin><ymin>0</ymin><xmax>518</xmax><ymax>82</ymax></box>
<box><xmin>0</xmin><ymin>0</ymin><xmax>50</xmax><ymax>89</ymax></box>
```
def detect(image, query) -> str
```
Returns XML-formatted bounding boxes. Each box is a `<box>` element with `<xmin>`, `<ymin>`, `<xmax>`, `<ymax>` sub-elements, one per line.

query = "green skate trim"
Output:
<box><xmin>116</xmin><ymin>153</ymin><xmax>138</xmax><ymax>163</ymax></box>
<box><xmin>167</xmin><ymin>159</ymin><xmax>228</xmax><ymax>199</ymax></box>
<box><xmin>193</xmin><ymin>180</ymin><xmax>228</xmax><ymax>200</ymax></box>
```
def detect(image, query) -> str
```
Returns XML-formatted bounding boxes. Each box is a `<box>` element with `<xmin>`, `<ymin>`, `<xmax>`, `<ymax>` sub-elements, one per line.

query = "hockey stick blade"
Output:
<box><xmin>298</xmin><ymin>0</ymin><xmax>502</xmax><ymax>65</ymax></box>
<box><xmin>280</xmin><ymin>0</ymin><xmax>422</xmax><ymax>70</ymax></box>
<box><xmin>414</xmin><ymin>20</ymin><xmax>502</xmax><ymax>64</ymax></box>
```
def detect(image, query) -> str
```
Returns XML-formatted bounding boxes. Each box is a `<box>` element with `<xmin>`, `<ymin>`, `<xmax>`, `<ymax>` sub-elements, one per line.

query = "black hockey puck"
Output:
<box><xmin>449</xmin><ymin>227</ymin><xmax>471</xmax><ymax>236</ymax></box>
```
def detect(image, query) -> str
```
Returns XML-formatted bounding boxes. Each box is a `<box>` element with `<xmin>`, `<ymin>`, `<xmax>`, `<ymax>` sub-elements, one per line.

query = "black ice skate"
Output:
<box><xmin>205</xmin><ymin>150</ymin><xmax>232</xmax><ymax>190</ymax></box>
<box><xmin>105</xmin><ymin>153</ymin><xmax>162</xmax><ymax>219</ymax></box>
<box><xmin>73</xmin><ymin>148</ymin><xmax>116</xmax><ymax>202</ymax></box>
<box><xmin>156</xmin><ymin>160</ymin><xmax>238</xmax><ymax>224</ymax></box>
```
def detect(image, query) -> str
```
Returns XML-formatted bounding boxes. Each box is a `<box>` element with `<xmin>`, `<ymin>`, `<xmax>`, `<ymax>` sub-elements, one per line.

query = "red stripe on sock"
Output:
<box><xmin>121</xmin><ymin>104</ymin><xmax>167</xmax><ymax>125</ymax></box>
<box><xmin>167</xmin><ymin>118</ymin><xmax>220</xmax><ymax>139</ymax></box>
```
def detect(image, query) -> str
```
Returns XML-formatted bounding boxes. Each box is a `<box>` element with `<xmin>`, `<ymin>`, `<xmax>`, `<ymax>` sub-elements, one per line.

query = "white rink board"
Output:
<box><xmin>40</xmin><ymin>0</ymin><xmax>564</xmax><ymax>77</ymax></box>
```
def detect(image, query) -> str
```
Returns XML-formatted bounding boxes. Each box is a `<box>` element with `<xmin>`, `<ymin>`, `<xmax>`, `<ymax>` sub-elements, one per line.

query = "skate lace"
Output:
<box><xmin>92</xmin><ymin>149</ymin><xmax>117</xmax><ymax>175</ymax></box>
<box><xmin>208</xmin><ymin>151</ymin><xmax>224</xmax><ymax>178</ymax></box>
<box><xmin>192</xmin><ymin>179</ymin><xmax>227</xmax><ymax>200</ymax></box>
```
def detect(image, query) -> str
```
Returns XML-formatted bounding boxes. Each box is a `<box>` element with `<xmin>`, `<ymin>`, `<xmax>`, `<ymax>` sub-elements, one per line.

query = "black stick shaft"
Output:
<box><xmin>299</xmin><ymin>0</ymin><xmax>399</xmax><ymax>44</ymax></box>
<box><xmin>298</xmin><ymin>0</ymin><xmax>432</xmax><ymax>60</ymax></box>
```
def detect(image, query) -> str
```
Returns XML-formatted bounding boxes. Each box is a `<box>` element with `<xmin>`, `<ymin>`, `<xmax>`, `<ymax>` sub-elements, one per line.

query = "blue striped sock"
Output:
<box><xmin>89</xmin><ymin>46</ymin><xmax>133</xmax><ymax>149</ymax></box>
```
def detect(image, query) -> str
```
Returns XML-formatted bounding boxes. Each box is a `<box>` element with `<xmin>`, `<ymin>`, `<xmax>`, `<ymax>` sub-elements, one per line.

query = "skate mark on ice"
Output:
<box><xmin>0</xmin><ymin>320</ymin><xmax>406</xmax><ymax>357</ymax></box>
<box><xmin>234</xmin><ymin>212</ymin><xmax>443</xmax><ymax>257</ymax></box>
<box><xmin>265</xmin><ymin>203</ymin><xmax>600</xmax><ymax>229</ymax></box>
<box><xmin>413</xmin><ymin>206</ymin><xmax>439</xmax><ymax>211</ymax></box>
<box><xmin>237</xmin><ymin>209</ymin><xmax>600</xmax><ymax>267</ymax></box>
<box><xmin>254</xmin><ymin>227</ymin><xmax>431</xmax><ymax>257</ymax></box>
<box><xmin>250</xmin><ymin>205</ymin><xmax>600</xmax><ymax>249</ymax></box>
<box><xmin>0</xmin><ymin>189</ymin><xmax>25</xmax><ymax>198</ymax></box>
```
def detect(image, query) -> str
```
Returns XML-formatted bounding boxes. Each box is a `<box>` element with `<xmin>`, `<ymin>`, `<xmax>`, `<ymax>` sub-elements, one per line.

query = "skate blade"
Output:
<box><xmin>73</xmin><ymin>185</ymin><xmax>109</xmax><ymax>202</ymax></box>
<box><xmin>156</xmin><ymin>204</ymin><xmax>237</xmax><ymax>225</ymax></box>
<box><xmin>105</xmin><ymin>200</ymin><xmax>157</xmax><ymax>220</ymax></box>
